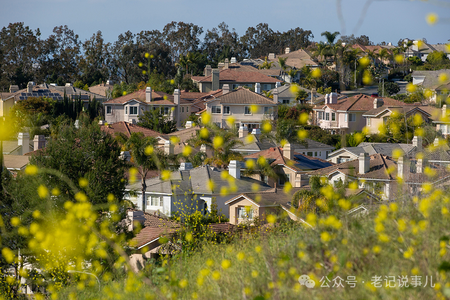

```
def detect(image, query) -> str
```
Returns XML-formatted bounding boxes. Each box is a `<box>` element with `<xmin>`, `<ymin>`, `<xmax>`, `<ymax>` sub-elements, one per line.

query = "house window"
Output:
<box><xmin>223</xmin><ymin>106</ymin><xmax>230</xmax><ymax>115</ymax></box>
<box><xmin>164</xmin><ymin>107</ymin><xmax>170</xmax><ymax>115</ymax></box>
<box><xmin>186</xmin><ymin>107</ymin><xmax>189</xmax><ymax>113</ymax></box>
<box><xmin>349</xmin><ymin>113</ymin><xmax>356</xmax><ymax>122</ymax></box>
<box><xmin>125</xmin><ymin>106</ymin><xmax>128</xmax><ymax>114</ymax></box>
<box><xmin>283</xmin><ymin>99</ymin><xmax>290</xmax><ymax>104</ymax></box>
<box><xmin>314</xmin><ymin>152</ymin><xmax>317</xmax><ymax>156</ymax></box>
<box><xmin>148</xmin><ymin>195</ymin><xmax>163</xmax><ymax>207</ymax></box>
<box><xmin>212</xmin><ymin>106</ymin><xmax>221</xmax><ymax>114</ymax></box>
<box><xmin>264</xmin><ymin>107</ymin><xmax>273</xmax><ymax>114</ymax></box>
<box><xmin>307</xmin><ymin>152</ymin><xmax>313</xmax><ymax>156</ymax></box>
<box><xmin>331</xmin><ymin>113</ymin><xmax>336</xmax><ymax>121</ymax></box>
<box><xmin>344</xmin><ymin>113</ymin><xmax>347</xmax><ymax>122</ymax></box>
<box><xmin>130</xmin><ymin>106</ymin><xmax>138</xmax><ymax>115</ymax></box>
<box><xmin>237</xmin><ymin>206</ymin><xmax>253</xmax><ymax>219</ymax></box>
<box><xmin>367</xmin><ymin>117</ymin><xmax>371</xmax><ymax>126</ymax></box>
<box><xmin>325</xmin><ymin>112</ymin><xmax>330</xmax><ymax>121</ymax></box>
<box><xmin>182</xmin><ymin>107</ymin><xmax>185</xmax><ymax>113</ymax></box>
<box><xmin>279</xmin><ymin>173</ymin><xmax>290</xmax><ymax>186</ymax></box>
<box><xmin>318</xmin><ymin>111</ymin><xmax>323</xmax><ymax>120</ymax></box>
<box><xmin>244</xmin><ymin>106</ymin><xmax>251</xmax><ymax>115</ymax></box>
<box><xmin>106</xmin><ymin>106</ymin><xmax>112</xmax><ymax>114</ymax></box>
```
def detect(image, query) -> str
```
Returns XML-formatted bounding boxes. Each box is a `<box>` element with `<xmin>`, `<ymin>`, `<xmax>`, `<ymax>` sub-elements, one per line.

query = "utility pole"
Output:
<box><xmin>354</xmin><ymin>59</ymin><xmax>357</xmax><ymax>88</ymax></box>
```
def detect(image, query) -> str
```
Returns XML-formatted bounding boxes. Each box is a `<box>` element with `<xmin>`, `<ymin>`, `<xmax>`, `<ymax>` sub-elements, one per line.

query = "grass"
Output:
<box><xmin>55</xmin><ymin>190</ymin><xmax>450</xmax><ymax>300</ymax></box>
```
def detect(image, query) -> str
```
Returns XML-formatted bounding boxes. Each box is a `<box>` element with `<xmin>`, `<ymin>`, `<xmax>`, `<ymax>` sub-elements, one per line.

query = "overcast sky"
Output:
<box><xmin>1</xmin><ymin>0</ymin><xmax>449</xmax><ymax>46</ymax></box>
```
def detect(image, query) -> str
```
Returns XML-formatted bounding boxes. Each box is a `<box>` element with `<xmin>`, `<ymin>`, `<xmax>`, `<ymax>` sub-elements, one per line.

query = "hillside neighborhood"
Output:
<box><xmin>1</xmin><ymin>20</ymin><xmax>450</xmax><ymax>299</ymax></box>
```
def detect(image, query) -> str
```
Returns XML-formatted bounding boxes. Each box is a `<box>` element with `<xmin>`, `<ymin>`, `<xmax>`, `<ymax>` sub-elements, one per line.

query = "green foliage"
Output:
<box><xmin>137</xmin><ymin>108</ymin><xmax>177</xmax><ymax>134</ymax></box>
<box><xmin>30</xmin><ymin>114</ymin><xmax>127</xmax><ymax>206</ymax></box>
<box><xmin>426</xmin><ymin>51</ymin><xmax>449</xmax><ymax>66</ymax></box>
<box><xmin>378</xmin><ymin>81</ymin><xmax>400</xmax><ymax>96</ymax></box>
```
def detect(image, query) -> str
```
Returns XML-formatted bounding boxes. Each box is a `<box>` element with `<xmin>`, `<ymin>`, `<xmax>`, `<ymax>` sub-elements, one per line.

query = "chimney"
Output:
<box><xmin>397</xmin><ymin>156</ymin><xmax>404</xmax><ymax>179</ymax></box>
<box><xmin>230</xmin><ymin>57</ymin><xmax>237</xmax><ymax>64</ymax></box>
<box><xmin>205</xmin><ymin>65</ymin><xmax>212</xmax><ymax>77</ymax></box>
<box><xmin>33</xmin><ymin>135</ymin><xmax>46</xmax><ymax>150</ymax></box>
<box><xmin>229</xmin><ymin>160</ymin><xmax>241</xmax><ymax>179</ymax></box>
<box><xmin>434</xmin><ymin>137</ymin><xmax>440</xmax><ymax>147</ymax></box>
<box><xmin>251</xmin><ymin>128</ymin><xmax>261</xmax><ymax>136</ymax></box>
<box><xmin>255</xmin><ymin>83</ymin><xmax>261</xmax><ymax>94</ymax></box>
<box><xmin>238</xmin><ymin>124</ymin><xmax>248</xmax><ymax>138</ymax></box>
<box><xmin>416</xmin><ymin>158</ymin><xmax>423</xmax><ymax>174</ymax></box>
<box><xmin>223</xmin><ymin>84</ymin><xmax>230</xmax><ymax>95</ymax></box>
<box><xmin>174</xmin><ymin>89</ymin><xmax>181</xmax><ymax>127</ymax></box>
<box><xmin>185</xmin><ymin>121</ymin><xmax>193</xmax><ymax>129</ymax></box>
<box><xmin>18</xmin><ymin>132</ymin><xmax>30</xmax><ymax>155</ymax></box>
<box><xmin>412</xmin><ymin>136</ymin><xmax>422</xmax><ymax>153</ymax></box>
<box><xmin>275</xmin><ymin>82</ymin><xmax>281</xmax><ymax>88</ymax></box>
<box><xmin>442</xmin><ymin>104</ymin><xmax>447</xmax><ymax>119</ymax></box>
<box><xmin>273</xmin><ymin>88</ymin><xmax>279</xmax><ymax>103</ymax></box>
<box><xmin>224</xmin><ymin>58</ymin><xmax>229</xmax><ymax>69</ymax></box>
<box><xmin>164</xmin><ymin>140</ymin><xmax>174</xmax><ymax>156</ymax></box>
<box><xmin>146</xmin><ymin>87</ymin><xmax>152</xmax><ymax>103</ymax></box>
<box><xmin>311</xmin><ymin>88</ymin><xmax>316</xmax><ymax>104</ymax></box>
<box><xmin>283</xmin><ymin>143</ymin><xmax>293</xmax><ymax>160</ymax></box>
<box><xmin>127</xmin><ymin>211</ymin><xmax>145</xmax><ymax>232</ymax></box>
<box><xmin>212</xmin><ymin>69</ymin><xmax>220</xmax><ymax>91</ymax></box>
<box><xmin>285</xmin><ymin>47</ymin><xmax>290</xmax><ymax>54</ymax></box>
<box><xmin>27</xmin><ymin>82</ymin><xmax>33</xmax><ymax>93</ymax></box>
<box><xmin>373</xmin><ymin>98</ymin><xmax>383</xmax><ymax>109</ymax></box>
<box><xmin>358</xmin><ymin>153</ymin><xmax>370</xmax><ymax>174</ymax></box>
<box><xmin>330</xmin><ymin>92</ymin><xmax>338</xmax><ymax>104</ymax></box>
<box><xmin>268</xmin><ymin>53</ymin><xmax>275</xmax><ymax>60</ymax></box>
<box><xmin>106</xmin><ymin>80</ymin><xmax>113</xmax><ymax>85</ymax></box>
<box><xmin>9</xmin><ymin>85</ymin><xmax>19</xmax><ymax>93</ymax></box>
<box><xmin>179</xmin><ymin>162</ymin><xmax>193</xmax><ymax>171</ymax></box>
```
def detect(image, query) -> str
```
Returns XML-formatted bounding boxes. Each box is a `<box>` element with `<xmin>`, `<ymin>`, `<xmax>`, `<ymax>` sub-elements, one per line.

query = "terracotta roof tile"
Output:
<box><xmin>217</xmin><ymin>87</ymin><xmax>277</xmax><ymax>105</ymax></box>
<box><xmin>100</xmin><ymin>122</ymin><xmax>161</xmax><ymax>138</ymax></box>
<box><xmin>193</xmin><ymin>68</ymin><xmax>282</xmax><ymax>84</ymax></box>
<box><xmin>315</xmin><ymin>94</ymin><xmax>405</xmax><ymax>112</ymax></box>
<box><xmin>104</xmin><ymin>89</ymin><xmax>174</xmax><ymax>104</ymax></box>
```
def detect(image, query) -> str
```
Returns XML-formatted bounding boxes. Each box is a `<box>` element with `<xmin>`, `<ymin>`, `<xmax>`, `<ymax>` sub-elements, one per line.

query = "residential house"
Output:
<box><xmin>405</xmin><ymin>41</ymin><xmax>450</xmax><ymax>62</ymax></box>
<box><xmin>268</xmin><ymin>48</ymin><xmax>319</xmax><ymax>70</ymax></box>
<box><xmin>309</xmin><ymin>152</ymin><xmax>450</xmax><ymax>201</ymax></box>
<box><xmin>100</xmin><ymin>121</ymin><xmax>161</xmax><ymax>139</ymax></box>
<box><xmin>1</xmin><ymin>82</ymin><xmax>106</xmax><ymax>117</ymax></box>
<box><xmin>412</xmin><ymin>70</ymin><xmax>450</xmax><ymax>103</ymax></box>
<box><xmin>88</xmin><ymin>81</ymin><xmax>114</xmax><ymax>98</ymax></box>
<box><xmin>191</xmin><ymin>66</ymin><xmax>282</xmax><ymax>93</ymax></box>
<box><xmin>313</xmin><ymin>94</ymin><xmax>412</xmax><ymax>134</ymax></box>
<box><xmin>434</xmin><ymin>104</ymin><xmax>450</xmax><ymax>137</ymax></box>
<box><xmin>205</xmin><ymin>86</ymin><xmax>277</xmax><ymax>131</ymax></box>
<box><xmin>125</xmin><ymin>161</ymin><xmax>272</xmax><ymax>218</ymax></box>
<box><xmin>103</xmin><ymin>87</ymin><xmax>178</xmax><ymax>125</ymax></box>
<box><xmin>270</xmin><ymin>84</ymin><xmax>324</xmax><ymax>105</ymax></box>
<box><xmin>232</xmin><ymin>128</ymin><xmax>334</xmax><ymax>159</ymax></box>
<box><xmin>3</xmin><ymin>155</ymin><xmax>30</xmax><ymax>176</ymax></box>
<box><xmin>362</xmin><ymin>100</ymin><xmax>436</xmax><ymax>135</ymax></box>
<box><xmin>244</xmin><ymin>144</ymin><xmax>333</xmax><ymax>188</ymax></box>
<box><xmin>225</xmin><ymin>188</ymin><xmax>308</xmax><ymax>225</ymax></box>
<box><xmin>327</xmin><ymin>136</ymin><xmax>422</xmax><ymax>164</ymax></box>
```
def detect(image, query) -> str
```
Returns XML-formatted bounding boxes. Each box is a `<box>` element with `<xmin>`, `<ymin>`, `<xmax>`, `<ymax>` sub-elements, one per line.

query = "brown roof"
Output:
<box><xmin>88</xmin><ymin>83</ymin><xmax>113</xmax><ymax>97</ymax></box>
<box><xmin>191</xmin><ymin>89</ymin><xmax>224</xmax><ymax>111</ymax></box>
<box><xmin>192</xmin><ymin>68</ymin><xmax>282</xmax><ymax>84</ymax></box>
<box><xmin>100</xmin><ymin>122</ymin><xmax>161</xmax><ymax>138</ymax></box>
<box><xmin>315</xmin><ymin>94</ymin><xmax>405</xmax><ymax>112</ymax></box>
<box><xmin>272</xmin><ymin>49</ymin><xmax>318</xmax><ymax>69</ymax></box>
<box><xmin>132</xmin><ymin>226</ymin><xmax>178</xmax><ymax>248</ymax></box>
<box><xmin>216</xmin><ymin>87</ymin><xmax>277</xmax><ymax>105</ymax></box>
<box><xmin>245</xmin><ymin>147</ymin><xmax>301</xmax><ymax>171</ymax></box>
<box><xmin>104</xmin><ymin>89</ymin><xmax>174</xmax><ymax>105</ymax></box>
<box><xmin>3</xmin><ymin>155</ymin><xmax>30</xmax><ymax>170</ymax></box>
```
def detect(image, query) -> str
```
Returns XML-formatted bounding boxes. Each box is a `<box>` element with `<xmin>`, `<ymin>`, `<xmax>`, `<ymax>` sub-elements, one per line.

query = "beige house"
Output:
<box><xmin>191</xmin><ymin>66</ymin><xmax>282</xmax><ymax>93</ymax></box>
<box><xmin>313</xmin><ymin>94</ymin><xmax>410</xmax><ymax>134</ymax></box>
<box><xmin>225</xmin><ymin>188</ymin><xmax>309</xmax><ymax>226</ymax></box>
<box><xmin>204</xmin><ymin>86</ymin><xmax>277</xmax><ymax>131</ymax></box>
<box><xmin>244</xmin><ymin>144</ymin><xmax>333</xmax><ymax>188</ymax></box>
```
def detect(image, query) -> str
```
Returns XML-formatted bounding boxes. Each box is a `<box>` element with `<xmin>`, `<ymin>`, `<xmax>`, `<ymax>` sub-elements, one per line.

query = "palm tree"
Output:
<box><xmin>278</xmin><ymin>57</ymin><xmax>288</xmax><ymax>78</ymax></box>
<box><xmin>321</xmin><ymin>31</ymin><xmax>340</xmax><ymax>45</ymax></box>
<box><xmin>313</xmin><ymin>42</ymin><xmax>329</xmax><ymax>65</ymax></box>
<box><xmin>187</xmin><ymin>124</ymin><xmax>243</xmax><ymax>168</ymax></box>
<box><xmin>259</xmin><ymin>57</ymin><xmax>274</xmax><ymax>70</ymax></box>
<box><xmin>287</xmin><ymin>69</ymin><xmax>298</xmax><ymax>83</ymax></box>
<box><xmin>116</xmin><ymin>132</ymin><xmax>174</xmax><ymax>211</ymax></box>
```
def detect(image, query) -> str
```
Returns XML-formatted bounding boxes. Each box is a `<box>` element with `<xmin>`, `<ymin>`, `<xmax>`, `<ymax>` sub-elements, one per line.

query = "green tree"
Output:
<box><xmin>321</xmin><ymin>31</ymin><xmax>340</xmax><ymax>45</ymax></box>
<box><xmin>30</xmin><ymin>114</ymin><xmax>127</xmax><ymax>207</ymax></box>
<box><xmin>138</xmin><ymin>108</ymin><xmax>177</xmax><ymax>134</ymax></box>
<box><xmin>378</xmin><ymin>81</ymin><xmax>400</xmax><ymax>96</ymax></box>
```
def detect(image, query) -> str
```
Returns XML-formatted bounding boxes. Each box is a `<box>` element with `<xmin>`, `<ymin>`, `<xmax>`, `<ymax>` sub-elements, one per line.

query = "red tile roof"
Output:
<box><xmin>192</xmin><ymin>68</ymin><xmax>282</xmax><ymax>84</ymax></box>
<box><xmin>104</xmin><ymin>89</ymin><xmax>174</xmax><ymax>104</ymax></box>
<box><xmin>314</xmin><ymin>94</ymin><xmax>405</xmax><ymax>112</ymax></box>
<box><xmin>100</xmin><ymin>122</ymin><xmax>161</xmax><ymax>138</ymax></box>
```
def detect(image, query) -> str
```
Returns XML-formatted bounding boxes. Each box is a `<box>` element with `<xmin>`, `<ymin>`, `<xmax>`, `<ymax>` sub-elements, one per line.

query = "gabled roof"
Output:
<box><xmin>225</xmin><ymin>187</ymin><xmax>303</xmax><ymax>207</ymax></box>
<box><xmin>328</xmin><ymin>143</ymin><xmax>417</xmax><ymax>160</ymax></box>
<box><xmin>103</xmin><ymin>89</ymin><xmax>174</xmax><ymax>105</ymax></box>
<box><xmin>127</xmin><ymin>165</ymin><xmax>272</xmax><ymax>195</ymax></box>
<box><xmin>192</xmin><ymin>68</ymin><xmax>282</xmax><ymax>84</ymax></box>
<box><xmin>215</xmin><ymin>87</ymin><xmax>277</xmax><ymax>105</ymax></box>
<box><xmin>3</xmin><ymin>155</ymin><xmax>30</xmax><ymax>170</ymax></box>
<box><xmin>363</xmin><ymin>104</ymin><xmax>433</xmax><ymax>118</ymax></box>
<box><xmin>245</xmin><ymin>147</ymin><xmax>333</xmax><ymax>171</ymax></box>
<box><xmin>270</xmin><ymin>49</ymin><xmax>318</xmax><ymax>69</ymax></box>
<box><xmin>314</xmin><ymin>94</ymin><xmax>404</xmax><ymax>112</ymax></box>
<box><xmin>190</xmin><ymin>89</ymin><xmax>224</xmax><ymax>111</ymax></box>
<box><xmin>100</xmin><ymin>122</ymin><xmax>161</xmax><ymax>138</ymax></box>
<box><xmin>412</xmin><ymin>70</ymin><xmax>450</xmax><ymax>89</ymax></box>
